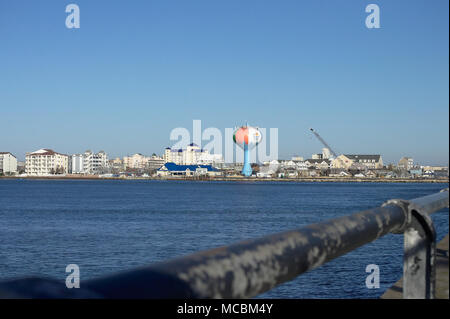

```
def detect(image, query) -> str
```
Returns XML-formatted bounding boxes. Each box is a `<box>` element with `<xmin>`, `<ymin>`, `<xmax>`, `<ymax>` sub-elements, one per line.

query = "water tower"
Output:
<box><xmin>233</xmin><ymin>125</ymin><xmax>262</xmax><ymax>177</ymax></box>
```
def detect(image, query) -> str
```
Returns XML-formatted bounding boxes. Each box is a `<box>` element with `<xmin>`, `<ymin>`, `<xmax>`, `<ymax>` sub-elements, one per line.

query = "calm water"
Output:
<box><xmin>0</xmin><ymin>179</ymin><xmax>448</xmax><ymax>298</ymax></box>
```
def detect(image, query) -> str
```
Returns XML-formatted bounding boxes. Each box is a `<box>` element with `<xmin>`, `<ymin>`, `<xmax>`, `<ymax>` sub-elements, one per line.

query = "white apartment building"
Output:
<box><xmin>26</xmin><ymin>149</ymin><xmax>69</xmax><ymax>175</ymax></box>
<box><xmin>83</xmin><ymin>150</ymin><xmax>109</xmax><ymax>174</ymax></box>
<box><xmin>164</xmin><ymin>143</ymin><xmax>223</xmax><ymax>165</ymax></box>
<box><xmin>70</xmin><ymin>151</ymin><xmax>108</xmax><ymax>174</ymax></box>
<box><xmin>0</xmin><ymin>152</ymin><xmax>18</xmax><ymax>174</ymax></box>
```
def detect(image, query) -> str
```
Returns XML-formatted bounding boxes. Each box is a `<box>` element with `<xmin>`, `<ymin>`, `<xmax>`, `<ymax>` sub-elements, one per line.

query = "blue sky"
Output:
<box><xmin>0</xmin><ymin>0</ymin><xmax>448</xmax><ymax>165</ymax></box>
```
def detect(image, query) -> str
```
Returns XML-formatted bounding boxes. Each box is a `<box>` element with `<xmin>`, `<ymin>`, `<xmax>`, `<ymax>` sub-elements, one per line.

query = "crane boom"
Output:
<box><xmin>309</xmin><ymin>128</ymin><xmax>338</xmax><ymax>158</ymax></box>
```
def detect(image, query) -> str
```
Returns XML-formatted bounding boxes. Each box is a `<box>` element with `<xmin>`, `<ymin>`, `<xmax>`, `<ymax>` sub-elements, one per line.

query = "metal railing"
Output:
<box><xmin>0</xmin><ymin>189</ymin><xmax>448</xmax><ymax>299</ymax></box>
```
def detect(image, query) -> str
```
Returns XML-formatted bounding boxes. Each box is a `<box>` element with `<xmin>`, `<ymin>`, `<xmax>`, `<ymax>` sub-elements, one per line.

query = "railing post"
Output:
<box><xmin>402</xmin><ymin>204</ymin><xmax>436</xmax><ymax>299</ymax></box>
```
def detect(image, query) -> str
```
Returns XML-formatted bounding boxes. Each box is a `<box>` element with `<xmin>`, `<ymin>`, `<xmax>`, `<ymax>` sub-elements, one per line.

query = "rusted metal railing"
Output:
<box><xmin>0</xmin><ymin>189</ymin><xmax>448</xmax><ymax>299</ymax></box>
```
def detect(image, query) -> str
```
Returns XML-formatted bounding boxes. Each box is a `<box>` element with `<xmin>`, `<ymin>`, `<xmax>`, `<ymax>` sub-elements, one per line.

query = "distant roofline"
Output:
<box><xmin>27</xmin><ymin>148</ymin><xmax>68</xmax><ymax>157</ymax></box>
<box><xmin>0</xmin><ymin>152</ymin><xmax>16</xmax><ymax>158</ymax></box>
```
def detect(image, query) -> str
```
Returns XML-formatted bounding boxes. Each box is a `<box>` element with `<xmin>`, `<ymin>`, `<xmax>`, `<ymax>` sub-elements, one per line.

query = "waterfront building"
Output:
<box><xmin>146</xmin><ymin>155</ymin><xmax>165</xmax><ymax>170</ymax></box>
<box><xmin>25</xmin><ymin>149</ymin><xmax>69</xmax><ymax>175</ymax></box>
<box><xmin>409</xmin><ymin>168</ymin><xmax>423</xmax><ymax>177</ymax></box>
<box><xmin>291</xmin><ymin>156</ymin><xmax>304</xmax><ymax>162</ymax></box>
<box><xmin>109</xmin><ymin>157</ymin><xmax>124</xmax><ymax>171</ymax></box>
<box><xmin>263</xmin><ymin>159</ymin><xmax>280</xmax><ymax>166</ymax></box>
<box><xmin>421</xmin><ymin>166</ymin><xmax>448</xmax><ymax>178</ymax></box>
<box><xmin>296</xmin><ymin>161</ymin><xmax>308</xmax><ymax>170</ymax></box>
<box><xmin>398</xmin><ymin>157</ymin><xmax>414</xmax><ymax>170</ymax></box>
<box><xmin>329</xmin><ymin>170</ymin><xmax>351</xmax><ymax>177</ymax></box>
<box><xmin>123</xmin><ymin>153</ymin><xmax>148</xmax><ymax>169</ymax></box>
<box><xmin>0</xmin><ymin>152</ymin><xmax>18</xmax><ymax>174</ymax></box>
<box><xmin>256</xmin><ymin>163</ymin><xmax>279</xmax><ymax>178</ymax></box>
<box><xmin>122</xmin><ymin>153</ymin><xmax>164</xmax><ymax>170</ymax></box>
<box><xmin>422</xmin><ymin>165</ymin><xmax>448</xmax><ymax>172</ymax></box>
<box><xmin>163</xmin><ymin>143</ymin><xmax>222</xmax><ymax>165</ymax></box>
<box><xmin>69</xmin><ymin>151</ymin><xmax>109</xmax><ymax>174</ymax></box>
<box><xmin>331</xmin><ymin>154</ymin><xmax>383</xmax><ymax>170</ymax></box>
<box><xmin>280</xmin><ymin>160</ymin><xmax>297</xmax><ymax>168</ymax></box>
<box><xmin>304</xmin><ymin>159</ymin><xmax>331</xmax><ymax>170</ymax></box>
<box><xmin>83</xmin><ymin>150</ymin><xmax>109</xmax><ymax>174</ymax></box>
<box><xmin>156</xmin><ymin>162</ymin><xmax>220</xmax><ymax>177</ymax></box>
<box><xmin>71</xmin><ymin>154</ymin><xmax>84</xmax><ymax>174</ymax></box>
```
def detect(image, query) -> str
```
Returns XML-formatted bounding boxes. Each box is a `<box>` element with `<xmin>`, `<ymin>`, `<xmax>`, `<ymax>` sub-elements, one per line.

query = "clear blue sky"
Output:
<box><xmin>0</xmin><ymin>0</ymin><xmax>448</xmax><ymax>165</ymax></box>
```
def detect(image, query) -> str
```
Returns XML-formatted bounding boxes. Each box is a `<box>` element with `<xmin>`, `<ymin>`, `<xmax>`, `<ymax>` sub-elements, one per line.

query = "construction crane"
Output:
<box><xmin>309</xmin><ymin>128</ymin><xmax>338</xmax><ymax>158</ymax></box>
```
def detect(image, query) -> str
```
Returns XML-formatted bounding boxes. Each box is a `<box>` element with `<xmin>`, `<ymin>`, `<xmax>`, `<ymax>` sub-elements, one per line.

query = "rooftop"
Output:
<box><xmin>27</xmin><ymin>149</ymin><xmax>68</xmax><ymax>156</ymax></box>
<box><xmin>159</xmin><ymin>162</ymin><xmax>218</xmax><ymax>172</ymax></box>
<box><xmin>344</xmin><ymin>154</ymin><xmax>381</xmax><ymax>161</ymax></box>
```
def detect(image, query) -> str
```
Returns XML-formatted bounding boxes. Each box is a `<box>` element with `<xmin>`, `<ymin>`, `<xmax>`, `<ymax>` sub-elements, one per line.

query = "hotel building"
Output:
<box><xmin>25</xmin><ymin>149</ymin><xmax>69</xmax><ymax>175</ymax></box>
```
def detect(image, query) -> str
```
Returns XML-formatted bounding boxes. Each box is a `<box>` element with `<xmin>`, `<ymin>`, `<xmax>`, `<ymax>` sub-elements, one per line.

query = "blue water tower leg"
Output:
<box><xmin>242</xmin><ymin>144</ymin><xmax>252</xmax><ymax>177</ymax></box>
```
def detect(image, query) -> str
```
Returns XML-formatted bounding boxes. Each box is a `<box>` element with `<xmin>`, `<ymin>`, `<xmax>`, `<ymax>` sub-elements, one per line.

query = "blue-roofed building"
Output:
<box><xmin>157</xmin><ymin>162</ymin><xmax>221</xmax><ymax>177</ymax></box>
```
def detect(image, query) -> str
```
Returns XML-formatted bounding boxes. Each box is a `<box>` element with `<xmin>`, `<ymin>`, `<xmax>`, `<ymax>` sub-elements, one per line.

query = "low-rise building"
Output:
<box><xmin>304</xmin><ymin>159</ymin><xmax>331</xmax><ymax>170</ymax></box>
<box><xmin>109</xmin><ymin>158</ymin><xmax>125</xmax><ymax>172</ymax></box>
<box><xmin>26</xmin><ymin>149</ymin><xmax>69</xmax><ymax>175</ymax></box>
<box><xmin>409</xmin><ymin>168</ymin><xmax>423</xmax><ymax>177</ymax></box>
<box><xmin>146</xmin><ymin>155</ymin><xmax>165</xmax><ymax>170</ymax></box>
<box><xmin>0</xmin><ymin>152</ymin><xmax>18</xmax><ymax>174</ymax></box>
<box><xmin>331</xmin><ymin>154</ymin><xmax>383</xmax><ymax>170</ymax></box>
<box><xmin>122</xmin><ymin>153</ymin><xmax>165</xmax><ymax>171</ymax></box>
<box><xmin>156</xmin><ymin>162</ymin><xmax>220</xmax><ymax>177</ymax></box>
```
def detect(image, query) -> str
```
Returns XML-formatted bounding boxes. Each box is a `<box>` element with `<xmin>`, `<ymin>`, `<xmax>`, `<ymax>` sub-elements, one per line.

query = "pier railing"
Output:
<box><xmin>0</xmin><ymin>189</ymin><xmax>448</xmax><ymax>299</ymax></box>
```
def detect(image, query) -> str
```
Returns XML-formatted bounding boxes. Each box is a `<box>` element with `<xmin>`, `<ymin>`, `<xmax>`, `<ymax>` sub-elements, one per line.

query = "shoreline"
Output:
<box><xmin>0</xmin><ymin>175</ymin><xmax>448</xmax><ymax>184</ymax></box>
